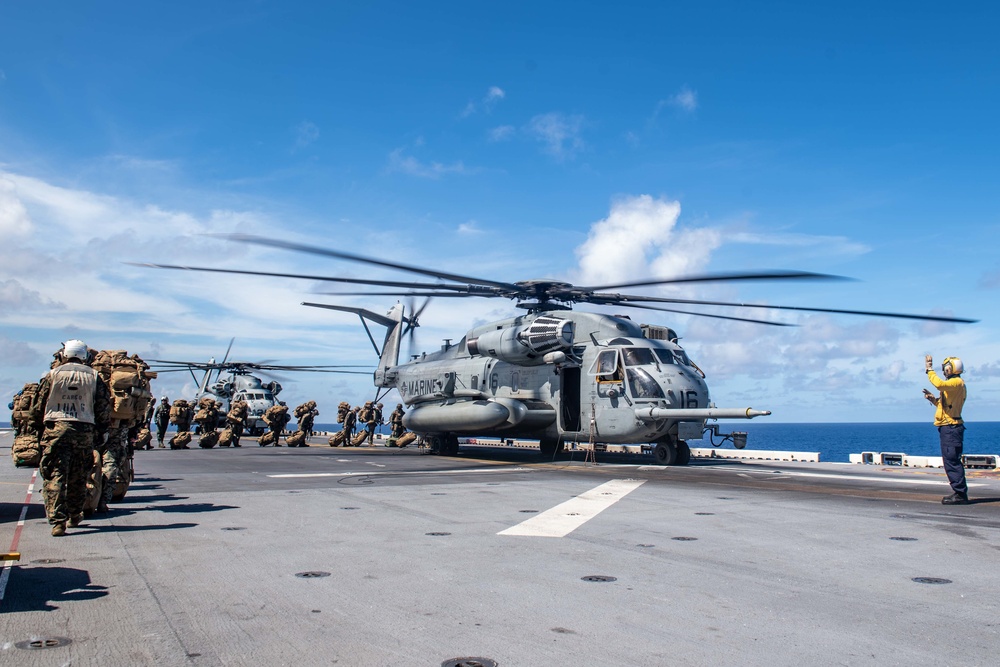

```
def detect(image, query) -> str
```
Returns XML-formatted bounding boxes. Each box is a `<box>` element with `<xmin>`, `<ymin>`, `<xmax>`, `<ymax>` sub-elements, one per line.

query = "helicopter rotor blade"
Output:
<box><xmin>126</xmin><ymin>262</ymin><xmax>490</xmax><ymax>293</ymax></box>
<box><xmin>215</xmin><ymin>233</ymin><xmax>523</xmax><ymax>291</ymax></box>
<box><xmin>313</xmin><ymin>290</ymin><xmax>480</xmax><ymax>298</ymax></box>
<box><xmin>591</xmin><ymin>301</ymin><xmax>796</xmax><ymax>327</ymax></box>
<box><xmin>578</xmin><ymin>270</ymin><xmax>849</xmax><ymax>292</ymax></box>
<box><xmin>586</xmin><ymin>293</ymin><xmax>979</xmax><ymax>324</ymax></box>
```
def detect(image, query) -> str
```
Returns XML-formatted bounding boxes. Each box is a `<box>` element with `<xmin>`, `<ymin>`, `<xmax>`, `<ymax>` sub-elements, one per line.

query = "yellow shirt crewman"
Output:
<box><xmin>923</xmin><ymin>355</ymin><xmax>968</xmax><ymax>504</ymax></box>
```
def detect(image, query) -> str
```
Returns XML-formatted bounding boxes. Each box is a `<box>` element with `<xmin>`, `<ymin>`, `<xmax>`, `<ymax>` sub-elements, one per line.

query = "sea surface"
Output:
<box><xmin>699</xmin><ymin>421</ymin><xmax>1000</xmax><ymax>463</ymax></box>
<box><xmin>4</xmin><ymin>421</ymin><xmax>998</xmax><ymax>464</ymax></box>
<box><xmin>303</xmin><ymin>421</ymin><xmax>1000</xmax><ymax>463</ymax></box>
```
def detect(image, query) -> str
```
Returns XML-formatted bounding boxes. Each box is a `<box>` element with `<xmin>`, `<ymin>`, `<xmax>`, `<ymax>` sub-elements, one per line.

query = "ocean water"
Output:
<box><xmin>6</xmin><ymin>421</ymin><xmax>998</xmax><ymax>464</ymax></box>
<box><xmin>312</xmin><ymin>421</ymin><xmax>1000</xmax><ymax>463</ymax></box>
<box><xmin>696</xmin><ymin>421</ymin><xmax>1000</xmax><ymax>463</ymax></box>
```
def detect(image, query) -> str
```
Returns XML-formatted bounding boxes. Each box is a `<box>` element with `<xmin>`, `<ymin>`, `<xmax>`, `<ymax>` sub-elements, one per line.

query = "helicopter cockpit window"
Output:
<box><xmin>590</xmin><ymin>349</ymin><xmax>623</xmax><ymax>382</ymax></box>
<box><xmin>673</xmin><ymin>350</ymin><xmax>692</xmax><ymax>366</ymax></box>
<box><xmin>627</xmin><ymin>368</ymin><xmax>665</xmax><ymax>399</ymax></box>
<box><xmin>622</xmin><ymin>347</ymin><xmax>655</xmax><ymax>366</ymax></box>
<box><xmin>653</xmin><ymin>349</ymin><xmax>675</xmax><ymax>365</ymax></box>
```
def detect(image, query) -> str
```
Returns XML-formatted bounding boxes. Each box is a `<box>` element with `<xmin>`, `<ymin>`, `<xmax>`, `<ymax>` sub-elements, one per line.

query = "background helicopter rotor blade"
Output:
<box><xmin>220</xmin><ymin>337</ymin><xmax>235</xmax><ymax>365</ymax></box>
<box><xmin>216</xmin><ymin>233</ymin><xmax>522</xmax><ymax>291</ymax></box>
<box><xmin>217</xmin><ymin>337</ymin><xmax>236</xmax><ymax>382</ymax></box>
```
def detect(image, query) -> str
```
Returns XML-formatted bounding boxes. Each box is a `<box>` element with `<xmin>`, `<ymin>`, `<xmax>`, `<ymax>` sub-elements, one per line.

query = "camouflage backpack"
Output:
<box><xmin>92</xmin><ymin>350</ymin><xmax>157</xmax><ymax>426</ymax></box>
<box><xmin>11</xmin><ymin>382</ymin><xmax>42</xmax><ymax>467</ymax></box>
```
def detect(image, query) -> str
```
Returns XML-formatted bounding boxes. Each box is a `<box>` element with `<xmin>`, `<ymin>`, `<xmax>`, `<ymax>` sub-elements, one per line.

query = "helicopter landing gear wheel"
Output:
<box><xmin>675</xmin><ymin>440</ymin><xmax>691</xmax><ymax>466</ymax></box>
<box><xmin>653</xmin><ymin>441</ymin><xmax>677</xmax><ymax>466</ymax></box>
<box><xmin>442</xmin><ymin>434</ymin><xmax>460</xmax><ymax>456</ymax></box>
<box><xmin>539</xmin><ymin>437</ymin><xmax>563</xmax><ymax>458</ymax></box>
<box><xmin>428</xmin><ymin>434</ymin><xmax>459</xmax><ymax>456</ymax></box>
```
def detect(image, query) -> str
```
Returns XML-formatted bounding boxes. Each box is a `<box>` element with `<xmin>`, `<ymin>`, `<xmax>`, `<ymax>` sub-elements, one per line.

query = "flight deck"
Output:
<box><xmin>2</xmin><ymin>430</ymin><xmax>998</xmax><ymax>666</ymax></box>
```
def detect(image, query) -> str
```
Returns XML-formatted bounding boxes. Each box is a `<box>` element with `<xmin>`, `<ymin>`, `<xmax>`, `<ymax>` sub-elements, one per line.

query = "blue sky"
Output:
<box><xmin>1</xmin><ymin>1</ymin><xmax>997</xmax><ymax>424</ymax></box>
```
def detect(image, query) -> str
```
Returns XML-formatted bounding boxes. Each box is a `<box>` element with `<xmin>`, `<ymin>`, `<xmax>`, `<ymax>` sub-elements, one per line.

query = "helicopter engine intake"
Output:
<box><xmin>467</xmin><ymin>315</ymin><xmax>574</xmax><ymax>366</ymax></box>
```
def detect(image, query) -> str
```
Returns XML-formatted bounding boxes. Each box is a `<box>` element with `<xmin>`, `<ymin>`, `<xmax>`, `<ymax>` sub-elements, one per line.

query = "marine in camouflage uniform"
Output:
<box><xmin>225</xmin><ymin>399</ymin><xmax>248</xmax><ymax>447</ymax></box>
<box><xmin>99</xmin><ymin>426</ymin><xmax>129</xmax><ymax>511</ymax></box>
<box><xmin>29</xmin><ymin>340</ymin><xmax>111</xmax><ymax>536</ymax></box>
<box><xmin>389</xmin><ymin>404</ymin><xmax>406</xmax><ymax>438</ymax></box>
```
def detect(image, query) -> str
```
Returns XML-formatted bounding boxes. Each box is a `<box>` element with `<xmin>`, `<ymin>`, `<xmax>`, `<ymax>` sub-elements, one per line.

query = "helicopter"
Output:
<box><xmin>149</xmin><ymin>340</ymin><xmax>370</xmax><ymax>435</ymax></box>
<box><xmin>136</xmin><ymin>235</ymin><xmax>976</xmax><ymax>463</ymax></box>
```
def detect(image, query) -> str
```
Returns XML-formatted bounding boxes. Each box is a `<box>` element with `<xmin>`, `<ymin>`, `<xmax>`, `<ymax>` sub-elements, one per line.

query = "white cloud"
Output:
<box><xmin>484</xmin><ymin>86</ymin><xmax>505</xmax><ymax>109</ymax></box>
<box><xmin>0</xmin><ymin>278</ymin><xmax>66</xmax><ymax>311</ymax></box>
<box><xmin>489</xmin><ymin>125</ymin><xmax>515</xmax><ymax>142</ymax></box>
<box><xmin>386</xmin><ymin>148</ymin><xmax>472</xmax><ymax>179</ymax></box>
<box><xmin>526</xmin><ymin>112</ymin><xmax>585</xmax><ymax>160</ymax></box>
<box><xmin>573</xmin><ymin>194</ymin><xmax>720</xmax><ymax>286</ymax></box>
<box><xmin>460</xmin><ymin>86</ymin><xmax>506</xmax><ymax>117</ymax></box>
<box><xmin>0</xmin><ymin>335</ymin><xmax>44</xmax><ymax>366</ymax></box>
<box><xmin>294</xmin><ymin>121</ymin><xmax>320</xmax><ymax>149</ymax></box>
<box><xmin>0</xmin><ymin>176</ymin><xmax>34</xmax><ymax>236</ymax></box>
<box><xmin>459</xmin><ymin>101</ymin><xmax>477</xmax><ymax>118</ymax></box>
<box><xmin>457</xmin><ymin>221</ymin><xmax>483</xmax><ymax>234</ymax></box>
<box><xmin>728</xmin><ymin>231</ymin><xmax>870</xmax><ymax>258</ymax></box>
<box><xmin>669</xmin><ymin>85</ymin><xmax>698</xmax><ymax>112</ymax></box>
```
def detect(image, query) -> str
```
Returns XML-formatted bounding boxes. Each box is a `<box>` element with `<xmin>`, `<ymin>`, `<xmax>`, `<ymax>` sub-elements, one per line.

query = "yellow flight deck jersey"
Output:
<box><xmin>927</xmin><ymin>370</ymin><xmax>966</xmax><ymax>426</ymax></box>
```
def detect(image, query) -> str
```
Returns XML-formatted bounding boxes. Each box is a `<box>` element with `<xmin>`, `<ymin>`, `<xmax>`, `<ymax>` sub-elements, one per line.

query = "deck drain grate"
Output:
<box><xmin>636</xmin><ymin>544</ymin><xmax>654</xmax><ymax>548</ymax></box>
<box><xmin>912</xmin><ymin>577</ymin><xmax>952</xmax><ymax>584</ymax></box>
<box><xmin>890</xmin><ymin>536</ymin><xmax>918</xmax><ymax>541</ymax></box>
<box><xmin>15</xmin><ymin>637</ymin><xmax>72</xmax><ymax>650</ymax></box>
<box><xmin>426</xmin><ymin>532</ymin><xmax>452</xmax><ymax>536</ymax></box>
<box><xmin>581</xmin><ymin>575</ymin><xmax>617</xmax><ymax>582</ymax></box>
<box><xmin>31</xmin><ymin>558</ymin><xmax>66</xmax><ymax>564</ymax></box>
<box><xmin>717</xmin><ymin>497</ymin><xmax>735</xmax><ymax>500</ymax></box>
<box><xmin>695</xmin><ymin>512</ymin><xmax>715</xmax><ymax>515</ymax></box>
<box><xmin>340</xmin><ymin>507</ymin><xmax>360</xmax><ymax>510</ymax></box>
<box><xmin>431</xmin><ymin>493</ymin><xmax>447</xmax><ymax>495</ymax></box>
<box><xmin>519</xmin><ymin>510</ymin><xmax>538</xmax><ymax>513</ymax></box>
<box><xmin>295</xmin><ymin>571</ymin><xmax>331</xmax><ymax>579</ymax></box>
<box><xmin>672</xmin><ymin>536</ymin><xmax>698</xmax><ymax>541</ymax></box>
<box><xmin>221</xmin><ymin>527</ymin><xmax>246</xmax><ymax>531</ymax></box>
<box><xmin>442</xmin><ymin>659</ymin><xmax>498</xmax><ymax>667</ymax></box>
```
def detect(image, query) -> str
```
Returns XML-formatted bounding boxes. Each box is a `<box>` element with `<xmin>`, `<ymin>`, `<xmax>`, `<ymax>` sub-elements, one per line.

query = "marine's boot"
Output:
<box><xmin>942</xmin><ymin>493</ymin><xmax>970</xmax><ymax>505</ymax></box>
<box><xmin>97</xmin><ymin>500</ymin><xmax>109</xmax><ymax>513</ymax></box>
<box><xmin>69</xmin><ymin>513</ymin><xmax>83</xmax><ymax>527</ymax></box>
<box><xmin>51</xmin><ymin>522</ymin><xmax>67</xmax><ymax>537</ymax></box>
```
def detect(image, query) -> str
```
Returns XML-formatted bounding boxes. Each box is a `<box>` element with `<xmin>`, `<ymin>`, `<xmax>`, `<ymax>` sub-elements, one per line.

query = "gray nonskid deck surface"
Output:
<box><xmin>1</xmin><ymin>432</ymin><xmax>998</xmax><ymax>666</ymax></box>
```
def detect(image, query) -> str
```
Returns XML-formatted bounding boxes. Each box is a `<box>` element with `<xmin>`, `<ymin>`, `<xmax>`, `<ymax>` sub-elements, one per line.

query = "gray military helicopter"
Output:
<box><xmin>149</xmin><ymin>341</ymin><xmax>369</xmax><ymax>434</ymax></box>
<box><xmin>138</xmin><ymin>235</ymin><xmax>976</xmax><ymax>463</ymax></box>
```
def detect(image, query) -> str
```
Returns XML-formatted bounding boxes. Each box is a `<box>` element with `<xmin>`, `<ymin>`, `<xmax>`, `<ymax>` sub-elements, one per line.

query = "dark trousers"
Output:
<box><xmin>939</xmin><ymin>424</ymin><xmax>967</xmax><ymax>497</ymax></box>
<box><xmin>156</xmin><ymin>418</ymin><xmax>169</xmax><ymax>443</ymax></box>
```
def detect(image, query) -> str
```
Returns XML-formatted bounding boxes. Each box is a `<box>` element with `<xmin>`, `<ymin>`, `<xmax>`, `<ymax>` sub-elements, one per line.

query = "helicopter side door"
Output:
<box><xmin>582</xmin><ymin>348</ymin><xmax>635</xmax><ymax>441</ymax></box>
<box><xmin>558</xmin><ymin>366</ymin><xmax>581</xmax><ymax>432</ymax></box>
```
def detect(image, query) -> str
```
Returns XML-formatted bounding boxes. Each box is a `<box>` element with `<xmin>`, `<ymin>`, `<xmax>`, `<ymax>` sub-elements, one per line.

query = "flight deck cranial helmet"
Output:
<box><xmin>942</xmin><ymin>356</ymin><xmax>964</xmax><ymax>377</ymax></box>
<box><xmin>62</xmin><ymin>339</ymin><xmax>89</xmax><ymax>362</ymax></box>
